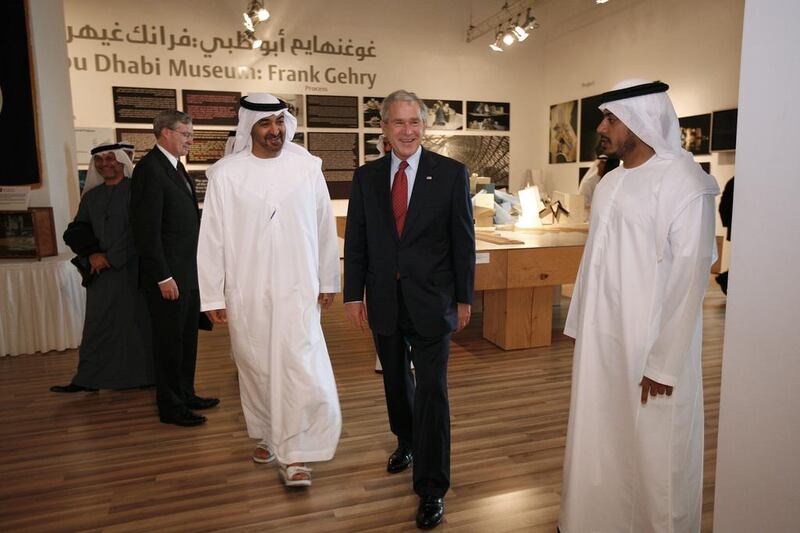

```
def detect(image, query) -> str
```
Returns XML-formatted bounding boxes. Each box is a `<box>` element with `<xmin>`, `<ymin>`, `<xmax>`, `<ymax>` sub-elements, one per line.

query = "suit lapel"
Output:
<box><xmin>152</xmin><ymin>147</ymin><xmax>195</xmax><ymax>201</ymax></box>
<box><xmin>401</xmin><ymin>148</ymin><xmax>436</xmax><ymax>239</ymax></box>
<box><xmin>373</xmin><ymin>154</ymin><xmax>399</xmax><ymax>242</ymax></box>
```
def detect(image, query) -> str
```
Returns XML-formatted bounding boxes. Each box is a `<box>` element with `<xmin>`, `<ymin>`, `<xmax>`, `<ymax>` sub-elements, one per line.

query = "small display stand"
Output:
<box><xmin>0</xmin><ymin>207</ymin><xmax>58</xmax><ymax>260</ymax></box>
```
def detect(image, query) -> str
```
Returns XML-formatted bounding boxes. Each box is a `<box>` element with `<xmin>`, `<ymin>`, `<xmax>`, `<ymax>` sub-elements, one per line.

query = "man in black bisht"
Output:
<box><xmin>53</xmin><ymin>142</ymin><xmax>154</xmax><ymax>393</ymax></box>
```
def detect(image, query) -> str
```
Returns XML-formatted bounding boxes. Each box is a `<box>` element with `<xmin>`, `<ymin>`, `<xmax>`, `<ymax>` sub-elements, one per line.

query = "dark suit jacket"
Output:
<box><xmin>130</xmin><ymin>146</ymin><xmax>200</xmax><ymax>292</ymax></box>
<box><xmin>344</xmin><ymin>149</ymin><xmax>475</xmax><ymax>338</ymax></box>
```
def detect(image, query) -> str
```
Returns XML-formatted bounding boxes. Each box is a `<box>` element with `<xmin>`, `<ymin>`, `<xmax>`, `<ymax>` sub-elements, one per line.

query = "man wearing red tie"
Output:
<box><xmin>344</xmin><ymin>90</ymin><xmax>475</xmax><ymax>529</ymax></box>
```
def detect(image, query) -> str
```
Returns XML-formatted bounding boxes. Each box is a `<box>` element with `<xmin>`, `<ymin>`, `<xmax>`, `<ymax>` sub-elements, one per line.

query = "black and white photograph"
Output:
<box><xmin>363</xmin><ymin>133</ymin><xmax>386</xmax><ymax>162</ymax></box>
<box><xmin>423</xmin><ymin>135</ymin><xmax>510</xmax><ymax>187</ymax></box>
<box><xmin>466</xmin><ymin>101</ymin><xmax>510</xmax><ymax>131</ymax></box>
<box><xmin>362</xmin><ymin>96</ymin><xmax>384</xmax><ymax>129</ymax></box>
<box><xmin>549</xmin><ymin>100</ymin><xmax>578</xmax><ymax>163</ymax></box>
<box><xmin>711</xmin><ymin>108</ymin><xmax>738</xmax><ymax>151</ymax></box>
<box><xmin>679</xmin><ymin>114</ymin><xmax>712</xmax><ymax>155</ymax></box>
<box><xmin>423</xmin><ymin>99</ymin><xmax>464</xmax><ymax>130</ymax></box>
<box><xmin>579</xmin><ymin>93</ymin><xmax>605</xmax><ymax>162</ymax></box>
<box><xmin>275</xmin><ymin>93</ymin><xmax>306</xmax><ymax>128</ymax></box>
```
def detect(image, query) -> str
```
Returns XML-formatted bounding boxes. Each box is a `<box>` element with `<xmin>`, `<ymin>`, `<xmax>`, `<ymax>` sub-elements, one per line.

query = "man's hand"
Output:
<box><xmin>318</xmin><ymin>293</ymin><xmax>335</xmax><ymax>310</ymax></box>
<box><xmin>205</xmin><ymin>308</ymin><xmax>227</xmax><ymax>324</ymax></box>
<box><xmin>455</xmin><ymin>303</ymin><xmax>471</xmax><ymax>333</ymax></box>
<box><xmin>344</xmin><ymin>302</ymin><xmax>369</xmax><ymax>332</ymax></box>
<box><xmin>640</xmin><ymin>376</ymin><xmax>673</xmax><ymax>404</ymax></box>
<box><xmin>158</xmin><ymin>278</ymin><xmax>180</xmax><ymax>301</ymax></box>
<box><xmin>88</xmin><ymin>253</ymin><xmax>110</xmax><ymax>274</ymax></box>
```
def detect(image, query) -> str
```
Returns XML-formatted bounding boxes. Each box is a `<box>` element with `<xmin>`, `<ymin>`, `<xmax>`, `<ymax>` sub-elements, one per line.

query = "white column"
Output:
<box><xmin>713</xmin><ymin>0</ymin><xmax>800</xmax><ymax>531</ymax></box>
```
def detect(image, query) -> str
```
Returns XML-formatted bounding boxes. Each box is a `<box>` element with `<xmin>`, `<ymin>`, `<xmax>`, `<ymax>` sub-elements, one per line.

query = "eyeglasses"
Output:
<box><xmin>170</xmin><ymin>128</ymin><xmax>194</xmax><ymax>140</ymax></box>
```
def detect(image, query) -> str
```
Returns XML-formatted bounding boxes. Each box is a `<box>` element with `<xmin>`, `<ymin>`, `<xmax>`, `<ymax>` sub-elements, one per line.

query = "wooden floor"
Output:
<box><xmin>0</xmin><ymin>281</ymin><xmax>727</xmax><ymax>532</ymax></box>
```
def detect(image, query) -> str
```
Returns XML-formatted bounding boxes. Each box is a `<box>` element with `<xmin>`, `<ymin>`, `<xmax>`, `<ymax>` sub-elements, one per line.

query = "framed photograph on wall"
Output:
<box><xmin>549</xmin><ymin>100</ymin><xmax>578</xmax><ymax>163</ymax></box>
<box><xmin>466</xmin><ymin>101</ymin><xmax>510</xmax><ymax>131</ymax></box>
<box><xmin>679</xmin><ymin>114</ymin><xmax>711</xmax><ymax>155</ymax></box>
<box><xmin>0</xmin><ymin>1</ymin><xmax>41</xmax><ymax>186</ymax></box>
<box><xmin>423</xmin><ymin>99</ymin><xmax>463</xmax><ymax>130</ymax></box>
<box><xmin>0</xmin><ymin>208</ymin><xmax>57</xmax><ymax>259</ymax></box>
<box><xmin>711</xmin><ymin>108</ymin><xmax>738</xmax><ymax>151</ymax></box>
<box><xmin>579</xmin><ymin>94</ymin><xmax>605</xmax><ymax>162</ymax></box>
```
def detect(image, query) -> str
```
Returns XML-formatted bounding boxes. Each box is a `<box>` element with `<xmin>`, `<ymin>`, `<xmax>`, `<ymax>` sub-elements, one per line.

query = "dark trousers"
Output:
<box><xmin>144</xmin><ymin>289</ymin><xmax>199</xmax><ymax>417</ymax></box>
<box><xmin>375</xmin><ymin>285</ymin><xmax>451</xmax><ymax>498</ymax></box>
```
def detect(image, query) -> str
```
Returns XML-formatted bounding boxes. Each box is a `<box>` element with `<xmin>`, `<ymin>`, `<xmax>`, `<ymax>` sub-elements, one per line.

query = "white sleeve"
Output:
<box><xmin>643</xmin><ymin>194</ymin><xmax>717</xmax><ymax>386</ymax></box>
<box><xmin>197</xmin><ymin>171</ymin><xmax>227</xmax><ymax>311</ymax></box>
<box><xmin>315</xmin><ymin>164</ymin><xmax>341</xmax><ymax>294</ymax></box>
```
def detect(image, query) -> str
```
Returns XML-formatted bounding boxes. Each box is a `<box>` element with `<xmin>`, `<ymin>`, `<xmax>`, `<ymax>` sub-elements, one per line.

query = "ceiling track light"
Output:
<box><xmin>467</xmin><ymin>1</ymin><xmax>539</xmax><ymax>53</ymax></box>
<box><xmin>241</xmin><ymin>1</ymin><xmax>270</xmax><ymax>50</ymax></box>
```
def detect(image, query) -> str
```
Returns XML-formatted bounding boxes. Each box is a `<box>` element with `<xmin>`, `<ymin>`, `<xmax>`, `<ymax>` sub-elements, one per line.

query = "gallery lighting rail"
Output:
<box><xmin>466</xmin><ymin>0</ymin><xmax>539</xmax><ymax>52</ymax></box>
<box><xmin>241</xmin><ymin>0</ymin><xmax>270</xmax><ymax>49</ymax></box>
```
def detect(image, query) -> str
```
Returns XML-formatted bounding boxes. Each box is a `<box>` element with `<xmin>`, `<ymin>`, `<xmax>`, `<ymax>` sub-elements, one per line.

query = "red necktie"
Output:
<box><xmin>391</xmin><ymin>160</ymin><xmax>409</xmax><ymax>236</ymax></box>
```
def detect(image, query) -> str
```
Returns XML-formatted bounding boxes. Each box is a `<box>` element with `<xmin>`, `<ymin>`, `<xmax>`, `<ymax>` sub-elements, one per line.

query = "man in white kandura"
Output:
<box><xmin>197</xmin><ymin>93</ymin><xmax>341</xmax><ymax>487</ymax></box>
<box><xmin>559</xmin><ymin>80</ymin><xmax>719</xmax><ymax>533</ymax></box>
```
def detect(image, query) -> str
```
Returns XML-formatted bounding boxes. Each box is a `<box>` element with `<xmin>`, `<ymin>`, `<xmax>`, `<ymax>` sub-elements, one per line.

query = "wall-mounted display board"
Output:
<box><xmin>579</xmin><ymin>94</ymin><xmax>605</xmax><ymax>162</ymax></box>
<box><xmin>423</xmin><ymin>99</ymin><xmax>463</xmax><ymax>131</ymax></box>
<box><xmin>549</xmin><ymin>100</ymin><xmax>578</xmax><ymax>163</ymax></box>
<box><xmin>424</xmin><ymin>135</ymin><xmax>510</xmax><ymax>188</ymax></box>
<box><xmin>0</xmin><ymin>208</ymin><xmax>57</xmax><ymax>259</ymax></box>
<box><xmin>308</xmin><ymin>132</ymin><xmax>359</xmax><ymax>199</ymax></box>
<box><xmin>275</xmin><ymin>94</ymin><xmax>306</xmax><ymax>127</ymax></box>
<box><xmin>307</xmin><ymin>95</ymin><xmax>359</xmax><ymax>128</ymax></box>
<box><xmin>113</xmin><ymin>86</ymin><xmax>177</xmax><ymax>124</ymax></box>
<box><xmin>181</xmin><ymin>89</ymin><xmax>240</xmax><ymax>126</ymax></box>
<box><xmin>115</xmin><ymin>128</ymin><xmax>155</xmax><ymax>162</ymax></box>
<box><xmin>0</xmin><ymin>1</ymin><xmax>40</xmax><ymax>186</ymax></box>
<box><xmin>466</xmin><ymin>101</ymin><xmax>510</xmax><ymax>131</ymax></box>
<box><xmin>188</xmin><ymin>171</ymin><xmax>207</xmax><ymax>204</ymax></box>
<box><xmin>679</xmin><ymin>114</ymin><xmax>711</xmax><ymax>155</ymax></box>
<box><xmin>75</xmin><ymin>128</ymin><xmax>115</xmax><ymax>165</ymax></box>
<box><xmin>711</xmin><ymin>108</ymin><xmax>738</xmax><ymax>151</ymax></box>
<box><xmin>292</xmin><ymin>132</ymin><xmax>306</xmax><ymax>148</ymax></box>
<box><xmin>186</xmin><ymin>129</ymin><xmax>230</xmax><ymax>164</ymax></box>
<box><xmin>363</xmin><ymin>96</ymin><xmax>383</xmax><ymax>128</ymax></box>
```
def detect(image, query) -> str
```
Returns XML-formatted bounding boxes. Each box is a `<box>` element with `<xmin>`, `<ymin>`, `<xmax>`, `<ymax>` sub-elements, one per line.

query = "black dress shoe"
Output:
<box><xmin>50</xmin><ymin>383</ymin><xmax>98</xmax><ymax>393</ymax></box>
<box><xmin>416</xmin><ymin>496</ymin><xmax>444</xmax><ymax>529</ymax></box>
<box><xmin>159</xmin><ymin>410</ymin><xmax>207</xmax><ymax>427</ymax></box>
<box><xmin>186</xmin><ymin>395</ymin><xmax>220</xmax><ymax>410</ymax></box>
<box><xmin>387</xmin><ymin>446</ymin><xmax>413</xmax><ymax>473</ymax></box>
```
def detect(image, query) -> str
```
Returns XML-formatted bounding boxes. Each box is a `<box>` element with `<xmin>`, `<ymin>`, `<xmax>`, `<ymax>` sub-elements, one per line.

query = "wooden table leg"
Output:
<box><xmin>482</xmin><ymin>286</ymin><xmax>553</xmax><ymax>350</ymax></box>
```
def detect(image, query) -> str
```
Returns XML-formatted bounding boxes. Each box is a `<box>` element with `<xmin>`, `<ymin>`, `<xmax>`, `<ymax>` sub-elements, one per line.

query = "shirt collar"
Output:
<box><xmin>390</xmin><ymin>145</ymin><xmax>422</xmax><ymax>174</ymax></box>
<box><xmin>155</xmin><ymin>143</ymin><xmax>179</xmax><ymax>169</ymax></box>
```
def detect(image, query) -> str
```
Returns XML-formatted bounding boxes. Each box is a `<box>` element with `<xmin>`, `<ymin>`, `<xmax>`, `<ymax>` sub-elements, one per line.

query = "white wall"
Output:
<box><xmin>28</xmin><ymin>0</ymin><xmax>79</xmax><ymax>252</ymax></box>
<box><xmin>535</xmin><ymin>0</ymin><xmax>743</xmax><ymax>238</ymax></box>
<box><xmin>712</xmin><ymin>0</ymin><xmax>800</xmax><ymax>530</ymax></box>
<box><xmin>63</xmin><ymin>0</ymin><xmax>547</xmax><ymax>193</ymax></box>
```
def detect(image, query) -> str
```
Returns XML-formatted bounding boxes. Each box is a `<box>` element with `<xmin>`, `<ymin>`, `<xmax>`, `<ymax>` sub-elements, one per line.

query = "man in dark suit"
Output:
<box><xmin>344</xmin><ymin>90</ymin><xmax>475</xmax><ymax>529</ymax></box>
<box><xmin>130</xmin><ymin>110</ymin><xmax>219</xmax><ymax>427</ymax></box>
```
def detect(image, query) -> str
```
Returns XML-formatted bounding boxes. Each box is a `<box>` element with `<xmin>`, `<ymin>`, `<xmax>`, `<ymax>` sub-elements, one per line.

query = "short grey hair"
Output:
<box><xmin>153</xmin><ymin>110</ymin><xmax>192</xmax><ymax>137</ymax></box>
<box><xmin>380</xmin><ymin>90</ymin><xmax>427</xmax><ymax>126</ymax></box>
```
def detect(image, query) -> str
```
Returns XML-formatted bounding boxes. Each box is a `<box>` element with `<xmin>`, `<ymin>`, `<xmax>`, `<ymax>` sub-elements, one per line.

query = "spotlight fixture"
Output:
<box><xmin>466</xmin><ymin>1</ymin><xmax>539</xmax><ymax>52</ymax></box>
<box><xmin>596</xmin><ymin>0</ymin><xmax>610</xmax><ymax>4</ymax></box>
<box><xmin>241</xmin><ymin>1</ymin><xmax>270</xmax><ymax>49</ymax></box>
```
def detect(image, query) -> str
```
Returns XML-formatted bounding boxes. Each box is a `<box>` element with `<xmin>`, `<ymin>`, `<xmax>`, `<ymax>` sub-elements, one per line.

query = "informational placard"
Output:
<box><xmin>113</xmin><ymin>86</ymin><xmax>177</xmax><ymax>124</ymax></box>
<box><xmin>181</xmin><ymin>89</ymin><xmax>240</xmax><ymax>126</ymax></box>
<box><xmin>187</xmin><ymin>129</ymin><xmax>230</xmax><ymax>164</ymax></box>
<box><xmin>75</xmin><ymin>127</ymin><xmax>115</xmax><ymax>165</ymax></box>
<box><xmin>115</xmin><ymin>128</ymin><xmax>155</xmax><ymax>162</ymax></box>
<box><xmin>307</xmin><ymin>95</ymin><xmax>359</xmax><ymax>128</ymax></box>
<box><xmin>188</xmin><ymin>170</ymin><xmax>208</xmax><ymax>204</ymax></box>
<box><xmin>308</xmin><ymin>132</ymin><xmax>358</xmax><ymax>199</ymax></box>
<box><xmin>466</xmin><ymin>101</ymin><xmax>510</xmax><ymax>131</ymax></box>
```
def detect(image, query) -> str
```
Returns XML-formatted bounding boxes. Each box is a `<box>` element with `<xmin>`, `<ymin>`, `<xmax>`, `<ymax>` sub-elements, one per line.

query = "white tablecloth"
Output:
<box><xmin>0</xmin><ymin>253</ymin><xmax>85</xmax><ymax>356</ymax></box>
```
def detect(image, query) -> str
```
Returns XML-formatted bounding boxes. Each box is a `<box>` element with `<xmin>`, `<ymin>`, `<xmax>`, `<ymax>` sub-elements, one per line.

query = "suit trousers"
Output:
<box><xmin>375</xmin><ymin>283</ymin><xmax>451</xmax><ymax>498</ymax></box>
<box><xmin>144</xmin><ymin>289</ymin><xmax>199</xmax><ymax>417</ymax></box>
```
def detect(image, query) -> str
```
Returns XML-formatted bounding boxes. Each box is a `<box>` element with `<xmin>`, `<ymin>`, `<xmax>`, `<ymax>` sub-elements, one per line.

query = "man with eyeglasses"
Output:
<box><xmin>131</xmin><ymin>110</ymin><xmax>219</xmax><ymax>427</ymax></box>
